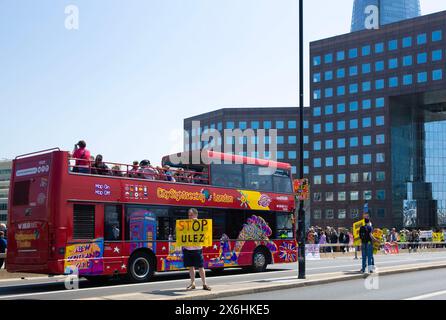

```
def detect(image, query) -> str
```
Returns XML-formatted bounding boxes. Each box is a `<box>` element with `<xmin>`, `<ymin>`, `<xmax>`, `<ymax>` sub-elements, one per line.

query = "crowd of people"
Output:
<box><xmin>69</xmin><ymin>140</ymin><xmax>208</xmax><ymax>184</ymax></box>
<box><xmin>306</xmin><ymin>225</ymin><xmax>445</xmax><ymax>251</ymax></box>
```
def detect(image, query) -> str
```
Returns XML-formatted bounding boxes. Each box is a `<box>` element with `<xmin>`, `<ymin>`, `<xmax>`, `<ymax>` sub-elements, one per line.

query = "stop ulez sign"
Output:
<box><xmin>176</xmin><ymin>219</ymin><xmax>213</xmax><ymax>247</ymax></box>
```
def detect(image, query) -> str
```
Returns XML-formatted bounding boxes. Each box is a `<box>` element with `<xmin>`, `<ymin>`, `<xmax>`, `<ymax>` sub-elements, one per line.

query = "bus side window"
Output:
<box><xmin>104</xmin><ymin>205</ymin><xmax>122</xmax><ymax>241</ymax></box>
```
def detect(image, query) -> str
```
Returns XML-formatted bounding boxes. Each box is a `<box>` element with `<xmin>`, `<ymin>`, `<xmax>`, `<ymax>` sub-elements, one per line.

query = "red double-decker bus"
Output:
<box><xmin>7</xmin><ymin>148</ymin><xmax>297</xmax><ymax>282</ymax></box>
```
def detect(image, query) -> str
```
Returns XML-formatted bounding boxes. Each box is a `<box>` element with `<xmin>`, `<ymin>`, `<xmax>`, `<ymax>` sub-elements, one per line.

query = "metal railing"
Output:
<box><xmin>68</xmin><ymin>158</ymin><xmax>210</xmax><ymax>185</ymax></box>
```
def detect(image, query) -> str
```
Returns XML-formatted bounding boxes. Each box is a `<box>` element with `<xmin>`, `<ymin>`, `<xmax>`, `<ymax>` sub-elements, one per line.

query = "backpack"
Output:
<box><xmin>359</xmin><ymin>225</ymin><xmax>371</xmax><ymax>243</ymax></box>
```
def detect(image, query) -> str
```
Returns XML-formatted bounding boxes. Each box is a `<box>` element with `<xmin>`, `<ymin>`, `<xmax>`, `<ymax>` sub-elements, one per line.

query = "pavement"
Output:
<box><xmin>0</xmin><ymin>251</ymin><xmax>445</xmax><ymax>300</ymax></box>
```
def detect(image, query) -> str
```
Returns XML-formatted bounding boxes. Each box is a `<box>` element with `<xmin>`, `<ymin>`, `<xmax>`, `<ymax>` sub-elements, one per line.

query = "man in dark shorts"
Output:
<box><xmin>183</xmin><ymin>208</ymin><xmax>211</xmax><ymax>291</ymax></box>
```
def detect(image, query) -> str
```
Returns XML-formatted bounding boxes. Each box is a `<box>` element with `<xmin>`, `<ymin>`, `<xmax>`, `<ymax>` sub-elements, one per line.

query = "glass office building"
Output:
<box><xmin>351</xmin><ymin>0</ymin><xmax>421</xmax><ymax>32</ymax></box>
<box><xmin>311</xmin><ymin>11</ymin><xmax>446</xmax><ymax>228</ymax></box>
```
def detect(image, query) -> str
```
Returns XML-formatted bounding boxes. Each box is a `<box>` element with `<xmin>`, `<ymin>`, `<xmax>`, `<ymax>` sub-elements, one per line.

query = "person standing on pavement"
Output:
<box><xmin>0</xmin><ymin>232</ymin><xmax>7</xmax><ymax>268</ymax></box>
<box><xmin>183</xmin><ymin>208</ymin><xmax>211</xmax><ymax>291</ymax></box>
<box><xmin>359</xmin><ymin>218</ymin><xmax>377</xmax><ymax>273</ymax></box>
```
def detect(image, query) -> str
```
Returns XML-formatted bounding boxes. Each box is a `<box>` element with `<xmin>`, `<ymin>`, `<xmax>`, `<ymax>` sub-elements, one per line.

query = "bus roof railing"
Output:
<box><xmin>15</xmin><ymin>148</ymin><xmax>61</xmax><ymax>160</ymax></box>
<box><xmin>68</xmin><ymin>157</ymin><xmax>210</xmax><ymax>185</ymax></box>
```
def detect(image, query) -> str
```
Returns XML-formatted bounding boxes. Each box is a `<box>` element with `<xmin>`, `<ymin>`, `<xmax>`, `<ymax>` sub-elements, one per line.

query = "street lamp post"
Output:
<box><xmin>297</xmin><ymin>0</ymin><xmax>306</xmax><ymax>279</ymax></box>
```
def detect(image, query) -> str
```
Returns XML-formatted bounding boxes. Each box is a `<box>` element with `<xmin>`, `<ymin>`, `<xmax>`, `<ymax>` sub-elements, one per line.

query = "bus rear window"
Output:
<box><xmin>13</xmin><ymin>180</ymin><xmax>30</xmax><ymax>206</ymax></box>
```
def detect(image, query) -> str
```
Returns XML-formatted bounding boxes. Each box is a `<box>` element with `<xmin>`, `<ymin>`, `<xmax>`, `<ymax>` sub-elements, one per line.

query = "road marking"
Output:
<box><xmin>405</xmin><ymin>290</ymin><xmax>446</xmax><ymax>300</ymax></box>
<box><xmin>1</xmin><ymin>255</ymin><xmax>446</xmax><ymax>300</ymax></box>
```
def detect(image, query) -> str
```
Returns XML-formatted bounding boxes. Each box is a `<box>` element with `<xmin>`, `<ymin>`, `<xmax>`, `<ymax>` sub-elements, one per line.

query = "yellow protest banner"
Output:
<box><xmin>176</xmin><ymin>219</ymin><xmax>212</xmax><ymax>247</ymax></box>
<box><xmin>353</xmin><ymin>219</ymin><xmax>365</xmax><ymax>246</ymax></box>
<box><xmin>372</xmin><ymin>228</ymin><xmax>384</xmax><ymax>254</ymax></box>
<box><xmin>432</xmin><ymin>232</ymin><xmax>444</xmax><ymax>243</ymax></box>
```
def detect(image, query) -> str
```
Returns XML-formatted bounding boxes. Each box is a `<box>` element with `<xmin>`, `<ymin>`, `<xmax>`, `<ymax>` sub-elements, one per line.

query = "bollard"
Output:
<box><xmin>354</xmin><ymin>246</ymin><xmax>358</xmax><ymax>260</ymax></box>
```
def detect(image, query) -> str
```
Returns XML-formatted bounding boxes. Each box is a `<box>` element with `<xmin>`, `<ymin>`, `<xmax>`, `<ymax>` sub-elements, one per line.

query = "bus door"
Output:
<box><xmin>8</xmin><ymin>153</ymin><xmax>52</xmax><ymax>268</ymax></box>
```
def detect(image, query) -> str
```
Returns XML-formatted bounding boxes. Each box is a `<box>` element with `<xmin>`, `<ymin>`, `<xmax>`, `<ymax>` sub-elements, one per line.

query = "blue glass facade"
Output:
<box><xmin>351</xmin><ymin>0</ymin><xmax>421</xmax><ymax>32</ymax></box>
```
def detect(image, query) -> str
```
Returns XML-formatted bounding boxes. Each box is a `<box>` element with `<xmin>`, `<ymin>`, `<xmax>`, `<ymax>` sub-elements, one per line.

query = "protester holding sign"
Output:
<box><xmin>180</xmin><ymin>208</ymin><xmax>212</xmax><ymax>291</ymax></box>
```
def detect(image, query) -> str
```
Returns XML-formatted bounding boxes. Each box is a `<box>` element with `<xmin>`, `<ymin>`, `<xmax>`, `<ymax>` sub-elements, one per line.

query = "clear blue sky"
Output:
<box><xmin>1</xmin><ymin>0</ymin><xmax>445</xmax><ymax>164</ymax></box>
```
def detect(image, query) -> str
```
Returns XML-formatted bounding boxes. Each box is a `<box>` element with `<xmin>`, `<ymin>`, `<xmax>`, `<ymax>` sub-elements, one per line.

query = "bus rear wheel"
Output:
<box><xmin>127</xmin><ymin>251</ymin><xmax>155</xmax><ymax>283</ymax></box>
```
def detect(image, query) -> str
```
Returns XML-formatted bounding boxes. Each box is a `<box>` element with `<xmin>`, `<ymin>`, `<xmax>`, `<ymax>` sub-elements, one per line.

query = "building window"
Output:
<box><xmin>417</xmin><ymin>72</ymin><xmax>428</xmax><ymax>83</ymax></box>
<box><xmin>337</xmin><ymin>121</ymin><xmax>346</xmax><ymax>131</ymax></box>
<box><xmin>325</xmin><ymin>71</ymin><xmax>333</xmax><ymax>81</ymax></box>
<box><xmin>337</xmin><ymin>103</ymin><xmax>346</xmax><ymax>113</ymax></box>
<box><xmin>313</xmin><ymin>107</ymin><xmax>321</xmax><ymax>117</ymax></box>
<box><xmin>402</xmin><ymin>36</ymin><xmax>412</xmax><ymax>48</ymax></box>
<box><xmin>277</xmin><ymin>136</ymin><xmax>284</xmax><ymax>144</ymax></box>
<box><xmin>338</xmin><ymin>192</ymin><xmax>347</xmax><ymax>201</ymax></box>
<box><xmin>314</xmin><ymin>193</ymin><xmax>322</xmax><ymax>202</ymax></box>
<box><xmin>375</xmin><ymin>61</ymin><xmax>384</xmax><ymax>72</ymax></box>
<box><xmin>417</xmin><ymin>33</ymin><xmax>427</xmax><ymax>45</ymax></box>
<box><xmin>338</xmin><ymin>174</ymin><xmax>346</xmax><ymax>184</ymax></box>
<box><xmin>351</xmin><ymin>209</ymin><xmax>360</xmax><ymax>219</ymax></box>
<box><xmin>376</xmin><ymin>153</ymin><xmax>385</xmax><ymax>163</ymax></box>
<box><xmin>377</xmin><ymin>208</ymin><xmax>385</xmax><ymax>218</ymax></box>
<box><xmin>361</xmin><ymin>45</ymin><xmax>371</xmax><ymax>56</ymax></box>
<box><xmin>288</xmin><ymin>136</ymin><xmax>297</xmax><ymax>144</ymax></box>
<box><xmin>313</xmin><ymin>56</ymin><xmax>321</xmax><ymax>66</ymax></box>
<box><xmin>314</xmin><ymin>176</ymin><xmax>322</xmax><ymax>185</ymax></box>
<box><xmin>350</xmin><ymin>119</ymin><xmax>358</xmax><ymax>129</ymax></box>
<box><xmin>326</xmin><ymin>175</ymin><xmax>334</xmax><ymax>184</ymax></box>
<box><xmin>417</xmin><ymin>53</ymin><xmax>427</xmax><ymax>64</ymax></box>
<box><xmin>288</xmin><ymin>151</ymin><xmax>297</xmax><ymax>160</ymax></box>
<box><xmin>432</xmin><ymin>30</ymin><xmax>442</xmax><ymax>42</ymax></box>
<box><xmin>325</xmin><ymin>157</ymin><xmax>334</xmax><ymax>167</ymax></box>
<box><xmin>376</xmin><ymin>116</ymin><xmax>385</xmax><ymax>126</ymax></box>
<box><xmin>363</xmin><ymin>172</ymin><xmax>372</xmax><ymax>182</ymax></box>
<box><xmin>362</xmin><ymin>63</ymin><xmax>371</xmax><ymax>74</ymax></box>
<box><xmin>364</xmin><ymin>191</ymin><xmax>372</xmax><ymax>201</ymax></box>
<box><xmin>226</xmin><ymin>122</ymin><xmax>235</xmax><ymax>129</ymax></box>
<box><xmin>276</xmin><ymin>121</ymin><xmax>284</xmax><ymax>129</ymax></box>
<box><xmin>337</xmin><ymin>86</ymin><xmax>346</xmax><ymax>96</ymax></box>
<box><xmin>362</xmin><ymin>99</ymin><xmax>371</xmax><ymax>110</ymax></box>
<box><xmin>377</xmin><ymin>190</ymin><xmax>386</xmax><ymax>200</ymax></box>
<box><xmin>338</xmin><ymin>156</ymin><xmax>346</xmax><ymax>166</ymax></box>
<box><xmin>433</xmin><ymin>69</ymin><xmax>443</xmax><ymax>81</ymax></box>
<box><xmin>375</xmin><ymin>79</ymin><xmax>385</xmax><ymax>90</ymax></box>
<box><xmin>337</xmin><ymin>68</ymin><xmax>346</xmax><ymax>78</ymax></box>
<box><xmin>403</xmin><ymin>74</ymin><xmax>413</xmax><ymax>85</ymax></box>
<box><xmin>326</xmin><ymin>209</ymin><xmax>334</xmax><ymax>219</ymax></box>
<box><xmin>314</xmin><ymin>158</ymin><xmax>322</xmax><ymax>168</ymax></box>
<box><xmin>362</xmin><ymin>117</ymin><xmax>372</xmax><ymax>128</ymax></box>
<box><xmin>363</xmin><ymin>135</ymin><xmax>372</xmax><ymax>146</ymax></box>
<box><xmin>264</xmin><ymin>121</ymin><xmax>272</xmax><ymax>129</ymax></box>
<box><xmin>432</xmin><ymin>50</ymin><xmax>442</xmax><ymax>62</ymax></box>
<box><xmin>349</xmin><ymin>83</ymin><xmax>358</xmax><ymax>94</ymax></box>
<box><xmin>314</xmin><ymin>141</ymin><xmax>322</xmax><ymax>151</ymax></box>
<box><xmin>337</xmin><ymin>138</ymin><xmax>346</xmax><ymax>148</ymax></box>
<box><xmin>351</xmin><ymin>173</ymin><xmax>359</xmax><ymax>183</ymax></box>
<box><xmin>388</xmin><ymin>39</ymin><xmax>397</xmax><ymax>50</ymax></box>
<box><xmin>363</xmin><ymin>154</ymin><xmax>372</xmax><ymax>164</ymax></box>
<box><xmin>288</xmin><ymin>121</ymin><xmax>297</xmax><ymax>129</ymax></box>
<box><xmin>325</xmin><ymin>122</ymin><xmax>334</xmax><ymax>133</ymax></box>
<box><xmin>252</xmin><ymin>121</ymin><xmax>259</xmax><ymax>129</ymax></box>
<box><xmin>338</xmin><ymin>209</ymin><xmax>347</xmax><ymax>219</ymax></box>
<box><xmin>349</xmin><ymin>66</ymin><xmax>358</xmax><ymax>76</ymax></box>
<box><xmin>349</xmin><ymin>101</ymin><xmax>359</xmax><ymax>112</ymax></box>
<box><xmin>350</xmin><ymin>137</ymin><xmax>359</xmax><ymax>147</ymax></box>
<box><xmin>403</xmin><ymin>55</ymin><xmax>413</xmax><ymax>67</ymax></box>
<box><xmin>376</xmin><ymin>134</ymin><xmax>385</xmax><ymax>145</ymax></box>
<box><xmin>362</xmin><ymin>81</ymin><xmax>371</xmax><ymax>92</ymax></box>
<box><xmin>375</xmin><ymin>42</ymin><xmax>384</xmax><ymax>53</ymax></box>
<box><xmin>313</xmin><ymin>209</ymin><xmax>322</xmax><ymax>219</ymax></box>
<box><xmin>325</xmin><ymin>105</ymin><xmax>334</xmax><ymax>115</ymax></box>
<box><xmin>389</xmin><ymin>77</ymin><xmax>399</xmax><ymax>88</ymax></box>
<box><xmin>350</xmin><ymin>155</ymin><xmax>359</xmax><ymax>165</ymax></box>
<box><xmin>376</xmin><ymin>97</ymin><xmax>385</xmax><ymax>108</ymax></box>
<box><xmin>376</xmin><ymin>171</ymin><xmax>386</xmax><ymax>182</ymax></box>
<box><xmin>349</xmin><ymin>48</ymin><xmax>358</xmax><ymax>59</ymax></box>
<box><xmin>350</xmin><ymin>191</ymin><xmax>359</xmax><ymax>201</ymax></box>
<box><xmin>277</xmin><ymin>151</ymin><xmax>284</xmax><ymax>160</ymax></box>
<box><xmin>325</xmin><ymin>139</ymin><xmax>334</xmax><ymax>150</ymax></box>
<box><xmin>337</xmin><ymin>50</ymin><xmax>345</xmax><ymax>61</ymax></box>
<box><xmin>324</xmin><ymin>53</ymin><xmax>333</xmax><ymax>64</ymax></box>
<box><xmin>389</xmin><ymin>58</ymin><xmax>398</xmax><ymax>69</ymax></box>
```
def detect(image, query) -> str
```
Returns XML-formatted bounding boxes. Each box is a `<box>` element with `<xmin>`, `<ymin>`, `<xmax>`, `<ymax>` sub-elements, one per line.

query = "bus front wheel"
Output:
<box><xmin>251</xmin><ymin>249</ymin><xmax>269</xmax><ymax>273</ymax></box>
<box><xmin>127</xmin><ymin>251</ymin><xmax>155</xmax><ymax>283</ymax></box>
